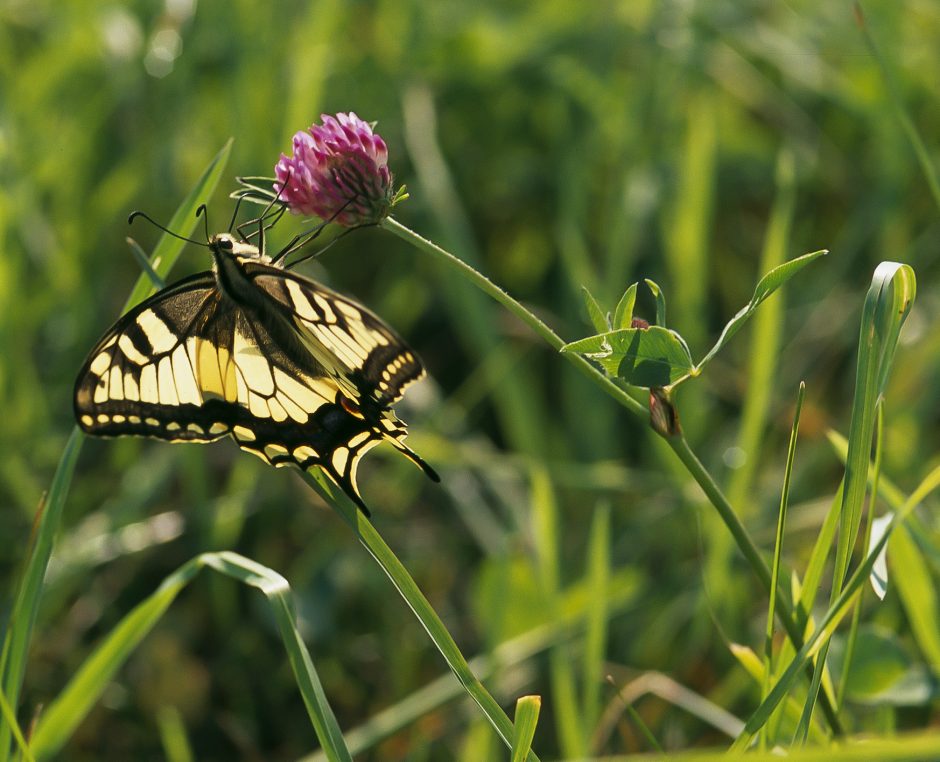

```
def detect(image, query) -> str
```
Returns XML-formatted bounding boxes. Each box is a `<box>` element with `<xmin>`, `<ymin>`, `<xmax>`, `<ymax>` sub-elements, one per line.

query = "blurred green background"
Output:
<box><xmin>3</xmin><ymin>0</ymin><xmax>940</xmax><ymax>759</ymax></box>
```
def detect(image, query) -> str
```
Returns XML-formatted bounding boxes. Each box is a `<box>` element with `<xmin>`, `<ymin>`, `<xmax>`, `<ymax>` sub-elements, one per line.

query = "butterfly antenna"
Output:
<box><xmin>285</xmin><ymin>227</ymin><xmax>357</xmax><ymax>269</ymax></box>
<box><xmin>128</xmin><ymin>211</ymin><xmax>207</xmax><ymax>247</ymax></box>
<box><xmin>226</xmin><ymin>195</ymin><xmax>247</xmax><ymax>237</ymax></box>
<box><xmin>270</xmin><ymin>197</ymin><xmax>357</xmax><ymax>265</ymax></box>
<box><xmin>240</xmin><ymin>205</ymin><xmax>287</xmax><ymax>243</ymax></box>
<box><xmin>195</xmin><ymin>204</ymin><xmax>212</xmax><ymax>243</ymax></box>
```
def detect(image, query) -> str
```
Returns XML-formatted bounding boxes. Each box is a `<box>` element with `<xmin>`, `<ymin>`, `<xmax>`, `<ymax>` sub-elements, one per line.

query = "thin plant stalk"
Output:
<box><xmin>382</xmin><ymin>211</ymin><xmax>844</xmax><ymax>735</ymax></box>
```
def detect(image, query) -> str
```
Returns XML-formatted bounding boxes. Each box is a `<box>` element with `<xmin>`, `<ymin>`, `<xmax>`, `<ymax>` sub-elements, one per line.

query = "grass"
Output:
<box><xmin>2</xmin><ymin>1</ymin><xmax>940</xmax><ymax>759</ymax></box>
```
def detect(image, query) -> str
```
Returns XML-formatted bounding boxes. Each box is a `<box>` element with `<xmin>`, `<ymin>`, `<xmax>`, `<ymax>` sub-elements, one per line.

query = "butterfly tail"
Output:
<box><xmin>318</xmin><ymin>456</ymin><xmax>373</xmax><ymax>518</ymax></box>
<box><xmin>387</xmin><ymin>436</ymin><xmax>440</xmax><ymax>483</ymax></box>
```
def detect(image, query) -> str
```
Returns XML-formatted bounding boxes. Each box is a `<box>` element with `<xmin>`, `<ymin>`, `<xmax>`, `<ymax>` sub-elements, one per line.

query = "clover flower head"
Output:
<box><xmin>274</xmin><ymin>112</ymin><xmax>395</xmax><ymax>227</ymax></box>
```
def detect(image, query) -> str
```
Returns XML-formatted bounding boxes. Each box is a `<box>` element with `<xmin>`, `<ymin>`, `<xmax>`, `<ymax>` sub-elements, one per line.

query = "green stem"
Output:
<box><xmin>381</xmin><ymin>217</ymin><xmax>645</xmax><ymax>419</ymax></box>
<box><xmin>382</xmin><ymin>215</ymin><xmax>843</xmax><ymax>736</ymax></box>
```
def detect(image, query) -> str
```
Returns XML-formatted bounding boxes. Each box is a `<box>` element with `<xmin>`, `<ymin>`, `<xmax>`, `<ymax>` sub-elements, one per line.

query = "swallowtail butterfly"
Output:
<box><xmin>74</xmin><ymin>214</ymin><xmax>437</xmax><ymax>514</ymax></box>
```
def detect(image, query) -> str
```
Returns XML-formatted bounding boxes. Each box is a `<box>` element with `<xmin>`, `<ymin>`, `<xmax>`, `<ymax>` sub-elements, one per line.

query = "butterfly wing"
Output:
<box><xmin>74</xmin><ymin>273</ymin><xmax>238</xmax><ymax>442</ymax></box>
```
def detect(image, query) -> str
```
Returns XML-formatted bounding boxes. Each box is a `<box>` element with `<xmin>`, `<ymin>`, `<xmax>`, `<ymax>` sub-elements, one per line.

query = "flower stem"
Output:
<box><xmin>381</xmin><ymin>216</ymin><xmax>645</xmax><ymax>418</ymax></box>
<box><xmin>383</xmin><ymin>215</ymin><xmax>843</xmax><ymax>736</ymax></box>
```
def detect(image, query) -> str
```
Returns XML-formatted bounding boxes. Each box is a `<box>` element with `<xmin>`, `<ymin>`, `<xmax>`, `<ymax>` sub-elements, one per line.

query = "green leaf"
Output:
<box><xmin>126</xmin><ymin>237</ymin><xmax>166</xmax><ymax>290</ymax></box>
<box><xmin>561</xmin><ymin>326</ymin><xmax>694</xmax><ymax>387</ymax></box>
<box><xmin>580</xmin><ymin>286</ymin><xmax>609</xmax><ymax>333</ymax></box>
<box><xmin>644</xmin><ymin>278</ymin><xmax>666</xmax><ymax>326</ymax></box>
<box><xmin>612</xmin><ymin>283</ymin><xmax>638</xmax><ymax>330</ymax></box>
<box><xmin>832</xmin><ymin>627</ymin><xmax>910</xmax><ymax>701</ymax></box>
<box><xmin>511</xmin><ymin>696</ymin><xmax>541</xmax><ymax>762</ymax></box>
<box><xmin>697</xmin><ymin>249</ymin><xmax>828</xmax><ymax>371</ymax></box>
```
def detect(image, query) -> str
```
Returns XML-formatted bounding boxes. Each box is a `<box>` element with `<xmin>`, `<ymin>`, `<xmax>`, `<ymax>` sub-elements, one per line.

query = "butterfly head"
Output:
<box><xmin>209</xmin><ymin>233</ymin><xmax>272</xmax><ymax>265</ymax></box>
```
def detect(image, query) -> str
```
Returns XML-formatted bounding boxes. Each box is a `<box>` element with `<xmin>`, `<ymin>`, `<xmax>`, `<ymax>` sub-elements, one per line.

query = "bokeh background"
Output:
<box><xmin>2</xmin><ymin>0</ymin><xmax>940</xmax><ymax>758</ymax></box>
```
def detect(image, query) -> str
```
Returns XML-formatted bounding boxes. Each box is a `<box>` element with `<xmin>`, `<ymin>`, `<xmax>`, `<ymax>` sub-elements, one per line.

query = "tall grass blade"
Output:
<box><xmin>0</xmin><ymin>429</ymin><xmax>82</xmax><ymax>762</ymax></box>
<box><xmin>29</xmin><ymin>552</ymin><xmax>351</xmax><ymax>762</ymax></box>
<box><xmin>833</xmin><ymin>262</ymin><xmax>915</xmax><ymax>593</ymax></box>
<box><xmin>837</xmin><ymin>404</ymin><xmax>885</xmax><ymax>710</ymax></box>
<box><xmin>762</xmin><ymin>382</ymin><xmax>805</xmax><ymax>747</ymax></box>
<box><xmin>157</xmin><ymin>705</ymin><xmax>194</xmax><ymax>762</ymax></box>
<box><xmin>0</xmin><ymin>689</ymin><xmax>33</xmax><ymax>762</ymax></box>
<box><xmin>727</xmin><ymin>149</ymin><xmax>797</xmax><ymax>516</ymax></box>
<box><xmin>301</xmin><ymin>566</ymin><xmax>641</xmax><ymax>762</ymax></box>
<box><xmin>531</xmin><ymin>467</ymin><xmax>584</xmax><ymax>757</ymax></box>
<box><xmin>731</xmin><ymin>462</ymin><xmax>940</xmax><ymax>750</ymax></box>
<box><xmin>511</xmin><ymin>695</ymin><xmax>541</xmax><ymax>762</ymax></box>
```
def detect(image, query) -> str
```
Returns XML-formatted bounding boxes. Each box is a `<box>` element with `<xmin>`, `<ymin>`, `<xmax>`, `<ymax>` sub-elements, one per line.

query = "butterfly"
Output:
<box><xmin>74</xmin><ymin>209</ymin><xmax>438</xmax><ymax>515</ymax></box>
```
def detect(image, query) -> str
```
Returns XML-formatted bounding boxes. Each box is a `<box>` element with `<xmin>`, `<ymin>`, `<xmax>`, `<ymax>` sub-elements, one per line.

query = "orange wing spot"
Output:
<box><xmin>339</xmin><ymin>395</ymin><xmax>363</xmax><ymax>418</ymax></box>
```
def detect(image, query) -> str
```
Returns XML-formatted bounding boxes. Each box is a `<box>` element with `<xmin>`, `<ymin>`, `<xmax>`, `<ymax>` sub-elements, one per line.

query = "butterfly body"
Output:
<box><xmin>75</xmin><ymin>232</ymin><xmax>437</xmax><ymax>513</ymax></box>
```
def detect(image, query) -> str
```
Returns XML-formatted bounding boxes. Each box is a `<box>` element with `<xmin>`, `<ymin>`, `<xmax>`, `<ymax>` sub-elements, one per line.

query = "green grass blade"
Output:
<box><xmin>122</xmin><ymin>138</ymin><xmax>233</xmax><ymax>311</ymax></box>
<box><xmin>0</xmin><ymin>142</ymin><xmax>232</xmax><ymax>762</ymax></box>
<box><xmin>126</xmin><ymin>237</ymin><xmax>167</xmax><ymax>290</ymax></box>
<box><xmin>583</xmin><ymin>503</ymin><xmax>610</xmax><ymax>733</ymax></box>
<box><xmin>299</xmin><ymin>472</ymin><xmax>540</xmax><ymax>761</ymax></box>
<box><xmin>531</xmin><ymin>467</ymin><xmax>584</xmax><ymax>757</ymax></box>
<box><xmin>833</xmin><ymin>262</ymin><xmax>915</xmax><ymax>593</ymax></box>
<box><xmin>0</xmin><ymin>428</ymin><xmax>82</xmax><ymax>760</ymax></box>
<box><xmin>837</xmin><ymin>404</ymin><xmax>885</xmax><ymax>709</ymax></box>
<box><xmin>762</xmin><ymin>382</ymin><xmax>804</xmax><ymax>747</ymax></box>
<box><xmin>797</xmin><ymin>481</ymin><xmax>843</xmax><ymax>624</ymax></box>
<box><xmin>0</xmin><ymin>689</ymin><xmax>33</xmax><ymax>762</ymax></box>
<box><xmin>300</xmin><ymin>566</ymin><xmax>640</xmax><ymax>762</ymax></box>
<box><xmin>731</xmin><ymin>462</ymin><xmax>940</xmax><ymax>750</ymax></box>
<box><xmin>199</xmin><ymin>553</ymin><xmax>351</xmax><ymax>762</ymax></box>
<box><xmin>29</xmin><ymin>552</ymin><xmax>352</xmax><ymax>762</ymax></box>
<box><xmin>621</xmin><ymin>729</ymin><xmax>940</xmax><ymax>761</ymax></box>
<box><xmin>662</xmin><ymin>91</ymin><xmax>715</xmax><ymax>353</ymax></box>
<box><xmin>28</xmin><ymin>556</ymin><xmax>203</xmax><ymax>759</ymax></box>
<box><xmin>511</xmin><ymin>695</ymin><xmax>541</xmax><ymax>762</ymax></box>
<box><xmin>157</xmin><ymin>705</ymin><xmax>194</xmax><ymax>762</ymax></box>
